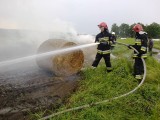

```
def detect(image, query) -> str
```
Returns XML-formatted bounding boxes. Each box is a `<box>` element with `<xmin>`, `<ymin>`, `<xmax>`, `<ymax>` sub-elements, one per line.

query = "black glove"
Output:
<box><xmin>137</xmin><ymin>53</ymin><xmax>142</xmax><ymax>57</ymax></box>
<box><xmin>127</xmin><ymin>45</ymin><xmax>132</xmax><ymax>49</ymax></box>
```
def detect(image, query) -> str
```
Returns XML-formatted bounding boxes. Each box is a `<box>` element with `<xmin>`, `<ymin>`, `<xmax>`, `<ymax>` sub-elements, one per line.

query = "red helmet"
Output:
<box><xmin>98</xmin><ymin>22</ymin><xmax>108</xmax><ymax>29</ymax></box>
<box><xmin>132</xmin><ymin>24</ymin><xmax>143</xmax><ymax>32</ymax></box>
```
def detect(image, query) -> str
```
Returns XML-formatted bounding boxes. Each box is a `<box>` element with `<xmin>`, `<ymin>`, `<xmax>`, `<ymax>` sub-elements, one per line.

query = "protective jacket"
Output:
<box><xmin>132</xmin><ymin>31</ymin><xmax>148</xmax><ymax>58</ymax></box>
<box><xmin>110</xmin><ymin>34</ymin><xmax>116</xmax><ymax>48</ymax></box>
<box><xmin>110</xmin><ymin>35</ymin><xmax>116</xmax><ymax>42</ymax></box>
<box><xmin>95</xmin><ymin>30</ymin><xmax>112</xmax><ymax>54</ymax></box>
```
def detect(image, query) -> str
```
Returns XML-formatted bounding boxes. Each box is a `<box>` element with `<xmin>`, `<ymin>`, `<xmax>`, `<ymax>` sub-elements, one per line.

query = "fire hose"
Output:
<box><xmin>39</xmin><ymin>42</ymin><xmax>147</xmax><ymax>120</ymax></box>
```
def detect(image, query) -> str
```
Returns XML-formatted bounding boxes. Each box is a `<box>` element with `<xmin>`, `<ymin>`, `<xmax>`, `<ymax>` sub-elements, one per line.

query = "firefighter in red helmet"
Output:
<box><xmin>92</xmin><ymin>22</ymin><xmax>112</xmax><ymax>72</ymax></box>
<box><xmin>128</xmin><ymin>24</ymin><xmax>148</xmax><ymax>80</ymax></box>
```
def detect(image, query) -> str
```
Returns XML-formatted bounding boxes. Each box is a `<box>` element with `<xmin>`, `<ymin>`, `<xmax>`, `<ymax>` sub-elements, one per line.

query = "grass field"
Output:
<box><xmin>33</xmin><ymin>38</ymin><xmax>160</xmax><ymax>120</ymax></box>
<box><xmin>153</xmin><ymin>41</ymin><xmax>160</xmax><ymax>50</ymax></box>
<box><xmin>118</xmin><ymin>38</ymin><xmax>160</xmax><ymax>50</ymax></box>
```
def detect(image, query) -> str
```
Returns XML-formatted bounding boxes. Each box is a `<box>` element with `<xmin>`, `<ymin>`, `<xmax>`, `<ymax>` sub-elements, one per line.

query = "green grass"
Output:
<box><xmin>33</xmin><ymin>38</ymin><xmax>160</xmax><ymax>120</ymax></box>
<box><xmin>153</xmin><ymin>41</ymin><xmax>160</xmax><ymax>50</ymax></box>
<box><xmin>117</xmin><ymin>38</ymin><xmax>135</xmax><ymax>45</ymax></box>
<box><xmin>118</xmin><ymin>38</ymin><xmax>160</xmax><ymax>50</ymax></box>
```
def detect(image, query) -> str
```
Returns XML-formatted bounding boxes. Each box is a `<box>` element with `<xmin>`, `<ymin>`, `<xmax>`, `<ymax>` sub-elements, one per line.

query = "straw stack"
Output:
<box><xmin>36</xmin><ymin>39</ymin><xmax>84</xmax><ymax>76</ymax></box>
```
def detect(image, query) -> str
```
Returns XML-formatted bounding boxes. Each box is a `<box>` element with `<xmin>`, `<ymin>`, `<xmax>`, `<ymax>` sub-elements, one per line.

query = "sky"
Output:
<box><xmin>0</xmin><ymin>0</ymin><xmax>160</xmax><ymax>34</ymax></box>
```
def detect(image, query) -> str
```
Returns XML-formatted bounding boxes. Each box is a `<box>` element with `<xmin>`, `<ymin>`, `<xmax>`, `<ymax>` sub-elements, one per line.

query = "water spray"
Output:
<box><xmin>0</xmin><ymin>43</ymin><xmax>99</xmax><ymax>67</ymax></box>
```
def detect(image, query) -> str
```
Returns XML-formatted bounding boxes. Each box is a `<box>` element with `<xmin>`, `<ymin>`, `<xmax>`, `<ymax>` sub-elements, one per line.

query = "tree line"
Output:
<box><xmin>111</xmin><ymin>22</ymin><xmax>160</xmax><ymax>38</ymax></box>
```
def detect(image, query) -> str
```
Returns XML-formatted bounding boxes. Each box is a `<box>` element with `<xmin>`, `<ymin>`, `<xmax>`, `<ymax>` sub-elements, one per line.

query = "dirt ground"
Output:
<box><xmin>0</xmin><ymin>63</ymin><xmax>80</xmax><ymax>120</ymax></box>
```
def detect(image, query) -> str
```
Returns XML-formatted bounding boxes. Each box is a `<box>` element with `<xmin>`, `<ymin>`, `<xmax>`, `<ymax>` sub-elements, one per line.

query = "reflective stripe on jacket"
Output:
<box><xmin>135</xmin><ymin>39</ymin><xmax>141</xmax><ymax>45</ymax></box>
<box><xmin>97</xmin><ymin>50</ymin><xmax>111</xmax><ymax>54</ymax></box>
<box><xmin>141</xmin><ymin>46</ymin><xmax>147</xmax><ymax>52</ymax></box>
<box><xmin>99</xmin><ymin>37</ymin><xmax>109</xmax><ymax>42</ymax></box>
<box><xmin>133</xmin><ymin>53</ymin><xmax>147</xmax><ymax>58</ymax></box>
<box><xmin>95</xmin><ymin>30</ymin><xmax>112</xmax><ymax>51</ymax></box>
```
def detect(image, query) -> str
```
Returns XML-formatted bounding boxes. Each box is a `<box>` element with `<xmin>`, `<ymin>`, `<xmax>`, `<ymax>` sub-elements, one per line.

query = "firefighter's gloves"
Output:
<box><xmin>137</xmin><ymin>53</ymin><xmax>142</xmax><ymax>57</ymax></box>
<box><xmin>138</xmin><ymin>50</ymin><xmax>145</xmax><ymax>57</ymax></box>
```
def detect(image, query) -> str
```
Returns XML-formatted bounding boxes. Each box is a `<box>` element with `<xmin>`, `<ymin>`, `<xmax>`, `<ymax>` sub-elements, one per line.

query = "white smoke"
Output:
<box><xmin>0</xmin><ymin>0</ymin><xmax>96</xmax><ymax>63</ymax></box>
<box><xmin>0</xmin><ymin>19</ymin><xmax>81</xmax><ymax>61</ymax></box>
<box><xmin>76</xmin><ymin>34</ymin><xmax>95</xmax><ymax>44</ymax></box>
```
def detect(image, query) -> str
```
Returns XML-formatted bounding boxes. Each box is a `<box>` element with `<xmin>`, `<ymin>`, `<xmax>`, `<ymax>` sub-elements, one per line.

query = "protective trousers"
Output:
<box><xmin>134</xmin><ymin>57</ymin><xmax>144</xmax><ymax>79</ymax></box>
<box><xmin>149</xmin><ymin>47</ymin><xmax>152</xmax><ymax>56</ymax></box>
<box><xmin>92</xmin><ymin>53</ymin><xmax>112</xmax><ymax>71</ymax></box>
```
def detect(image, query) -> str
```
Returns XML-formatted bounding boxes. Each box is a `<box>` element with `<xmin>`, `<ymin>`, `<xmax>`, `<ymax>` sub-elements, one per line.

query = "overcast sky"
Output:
<box><xmin>0</xmin><ymin>0</ymin><xmax>160</xmax><ymax>34</ymax></box>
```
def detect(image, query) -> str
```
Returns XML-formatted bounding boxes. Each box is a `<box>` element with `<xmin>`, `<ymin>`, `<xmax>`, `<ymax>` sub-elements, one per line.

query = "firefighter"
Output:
<box><xmin>128</xmin><ymin>24</ymin><xmax>148</xmax><ymax>80</ymax></box>
<box><xmin>110</xmin><ymin>32</ymin><xmax>117</xmax><ymax>50</ymax></box>
<box><xmin>92</xmin><ymin>22</ymin><xmax>112</xmax><ymax>72</ymax></box>
<box><xmin>148</xmin><ymin>37</ymin><xmax>154</xmax><ymax>56</ymax></box>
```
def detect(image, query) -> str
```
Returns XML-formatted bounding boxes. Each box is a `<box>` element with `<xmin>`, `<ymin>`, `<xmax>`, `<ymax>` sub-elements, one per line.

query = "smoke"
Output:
<box><xmin>0</xmin><ymin>12</ymin><xmax>97</xmax><ymax>67</ymax></box>
<box><xmin>0</xmin><ymin>0</ymin><xmax>98</xmax><ymax>78</ymax></box>
<box><xmin>0</xmin><ymin>0</ymin><xmax>98</xmax><ymax>89</ymax></box>
<box><xmin>76</xmin><ymin>34</ymin><xmax>95</xmax><ymax>44</ymax></box>
<box><xmin>0</xmin><ymin>19</ymin><xmax>80</xmax><ymax>61</ymax></box>
<box><xmin>0</xmin><ymin>0</ymin><xmax>76</xmax><ymax>62</ymax></box>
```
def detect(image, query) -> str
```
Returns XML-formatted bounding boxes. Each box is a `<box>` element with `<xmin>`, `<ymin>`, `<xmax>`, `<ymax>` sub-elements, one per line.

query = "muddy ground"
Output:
<box><xmin>0</xmin><ymin>63</ymin><xmax>80</xmax><ymax>120</ymax></box>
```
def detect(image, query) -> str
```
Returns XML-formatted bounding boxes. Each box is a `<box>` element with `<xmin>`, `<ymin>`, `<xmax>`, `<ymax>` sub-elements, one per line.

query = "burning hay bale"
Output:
<box><xmin>36</xmin><ymin>39</ymin><xmax>84</xmax><ymax>76</ymax></box>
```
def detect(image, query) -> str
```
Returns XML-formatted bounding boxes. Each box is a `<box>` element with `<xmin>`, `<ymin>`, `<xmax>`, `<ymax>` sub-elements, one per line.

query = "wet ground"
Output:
<box><xmin>0</xmin><ymin>62</ymin><xmax>80</xmax><ymax>120</ymax></box>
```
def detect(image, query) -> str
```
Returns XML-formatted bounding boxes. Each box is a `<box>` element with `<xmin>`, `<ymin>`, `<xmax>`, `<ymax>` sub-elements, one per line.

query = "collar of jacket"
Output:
<box><xmin>101</xmin><ymin>30</ymin><xmax>108</xmax><ymax>34</ymax></box>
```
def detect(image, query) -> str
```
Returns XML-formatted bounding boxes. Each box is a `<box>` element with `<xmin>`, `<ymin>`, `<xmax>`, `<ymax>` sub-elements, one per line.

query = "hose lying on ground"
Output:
<box><xmin>39</xmin><ymin>42</ymin><xmax>147</xmax><ymax>120</ymax></box>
